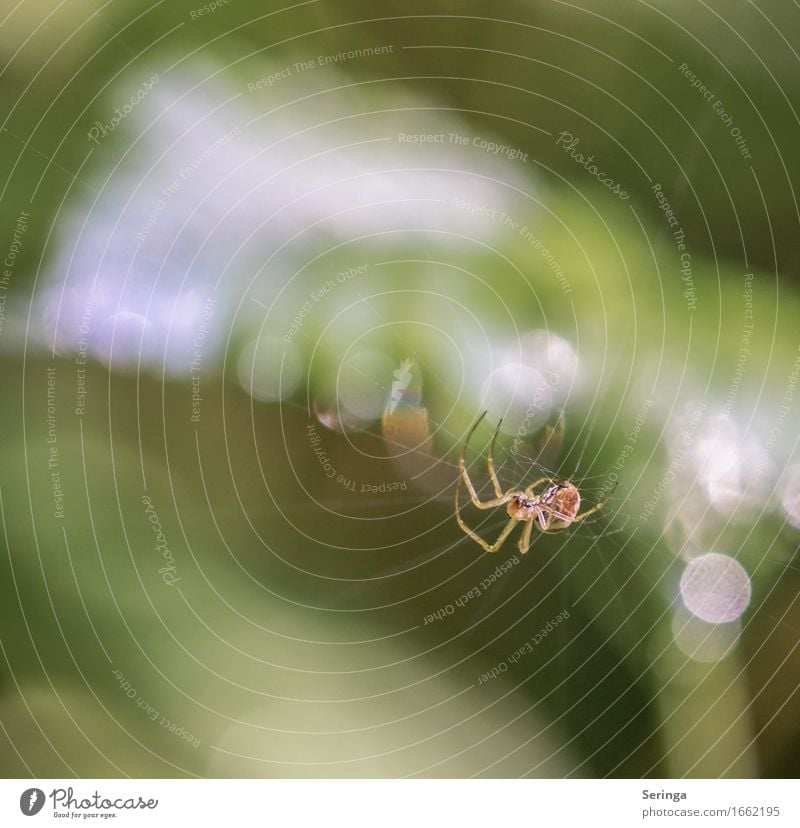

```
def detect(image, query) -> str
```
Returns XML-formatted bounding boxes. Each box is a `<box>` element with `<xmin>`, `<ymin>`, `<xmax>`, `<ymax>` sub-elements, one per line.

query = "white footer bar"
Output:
<box><xmin>1</xmin><ymin>779</ymin><xmax>795</xmax><ymax>827</ymax></box>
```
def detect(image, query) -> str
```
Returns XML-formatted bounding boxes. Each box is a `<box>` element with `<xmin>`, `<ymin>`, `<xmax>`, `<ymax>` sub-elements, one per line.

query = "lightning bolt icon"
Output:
<box><xmin>28</xmin><ymin>790</ymin><xmax>39</xmax><ymax>812</ymax></box>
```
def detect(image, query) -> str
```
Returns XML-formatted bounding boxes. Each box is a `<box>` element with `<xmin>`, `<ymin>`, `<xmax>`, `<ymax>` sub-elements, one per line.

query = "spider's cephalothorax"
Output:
<box><xmin>506</xmin><ymin>494</ymin><xmax>538</xmax><ymax>522</ymax></box>
<box><xmin>455</xmin><ymin>413</ymin><xmax>612</xmax><ymax>554</ymax></box>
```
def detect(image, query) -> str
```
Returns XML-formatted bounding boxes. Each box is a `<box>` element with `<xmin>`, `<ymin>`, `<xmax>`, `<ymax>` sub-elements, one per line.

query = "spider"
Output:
<box><xmin>455</xmin><ymin>411</ymin><xmax>613</xmax><ymax>555</ymax></box>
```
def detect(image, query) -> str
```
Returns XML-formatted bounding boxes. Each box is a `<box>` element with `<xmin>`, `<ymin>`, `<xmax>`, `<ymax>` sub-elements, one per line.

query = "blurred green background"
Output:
<box><xmin>0</xmin><ymin>0</ymin><xmax>799</xmax><ymax>778</ymax></box>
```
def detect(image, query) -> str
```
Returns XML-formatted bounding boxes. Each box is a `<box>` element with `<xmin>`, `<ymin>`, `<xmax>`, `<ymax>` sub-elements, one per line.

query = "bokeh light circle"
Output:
<box><xmin>481</xmin><ymin>362</ymin><xmax>553</xmax><ymax>436</ymax></box>
<box><xmin>679</xmin><ymin>552</ymin><xmax>752</xmax><ymax>624</ymax></box>
<box><xmin>237</xmin><ymin>336</ymin><xmax>304</xmax><ymax>402</ymax></box>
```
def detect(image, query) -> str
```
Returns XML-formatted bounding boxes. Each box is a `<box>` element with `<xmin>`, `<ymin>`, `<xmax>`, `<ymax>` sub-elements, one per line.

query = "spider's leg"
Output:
<box><xmin>517</xmin><ymin>520</ymin><xmax>534</xmax><ymax>555</ymax></box>
<box><xmin>459</xmin><ymin>471</ymin><xmax>512</xmax><ymax>509</ymax></box>
<box><xmin>523</xmin><ymin>477</ymin><xmax>551</xmax><ymax>496</ymax></box>
<box><xmin>569</xmin><ymin>483</ymin><xmax>618</xmax><ymax>524</ymax></box>
<box><xmin>536</xmin><ymin>507</ymin><xmax>550</xmax><ymax>531</ymax></box>
<box><xmin>454</xmin><ymin>474</ymin><xmax>467</xmax><ymax>534</ymax></box>
<box><xmin>570</xmin><ymin>501</ymin><xmax>608</xmax><ymax>524</ymax></box>
<box><xmin>455</xmin><ymin>479</ymin><xmax>518</xmax><ymax>553</ymax></box>
<box><xmin>544</xmin><ymin>508</ymin><xmax>577</xmax><ymax>522</ymax></box>
<box><xmin>486</xmin><ymin>417</ymin><xmax>504</xmax><ymax>498</ymax></box>
<box><xmin>485</xmin><ymin>516</ymin><xmax>519</xmax><ymax>553</ymax></box>
<box><xmin>537</xmin><ymin>506</ymin><xmax>593</xmax><ymax>530</ymax></box>
<box><xmin>459</xmin><ymin>414</ymin><xmax>512</xmax><ymax>509</ymax></box>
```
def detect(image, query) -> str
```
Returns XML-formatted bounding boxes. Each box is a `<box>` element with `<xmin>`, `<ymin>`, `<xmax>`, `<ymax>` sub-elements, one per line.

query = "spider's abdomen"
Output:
<box><xmin>545</xmin><ymin>482</ymin><xmax>581</xmax><ymax>529</ymax></box>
